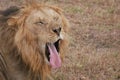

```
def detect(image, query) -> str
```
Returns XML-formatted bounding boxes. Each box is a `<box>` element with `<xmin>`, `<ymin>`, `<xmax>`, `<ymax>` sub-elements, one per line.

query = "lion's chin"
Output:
<box><xmin>45</xmin><ymin>39</ymin><xmax>61</xmax><ymax>69</ymax></box>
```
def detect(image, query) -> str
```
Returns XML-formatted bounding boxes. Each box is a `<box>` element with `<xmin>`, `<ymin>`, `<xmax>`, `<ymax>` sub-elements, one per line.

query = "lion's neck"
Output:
<box><xmin>4</xmin><ymin>48</ymin><xmax>42</xmax><ymax>80</ymax></box>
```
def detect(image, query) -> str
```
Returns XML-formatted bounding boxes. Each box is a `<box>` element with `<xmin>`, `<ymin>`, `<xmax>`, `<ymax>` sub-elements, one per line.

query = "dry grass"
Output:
<box><xmin>0</xmin><ymin>0</ymin><xmax>120</xmax><ymax>80</ymax></box>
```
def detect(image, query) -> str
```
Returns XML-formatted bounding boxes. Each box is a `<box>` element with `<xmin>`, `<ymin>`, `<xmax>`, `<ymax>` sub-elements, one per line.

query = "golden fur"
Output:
<box><xmin>0</xmin><ymin>2</ymin><xmax>69</xmax><ymax>80</ymax></box>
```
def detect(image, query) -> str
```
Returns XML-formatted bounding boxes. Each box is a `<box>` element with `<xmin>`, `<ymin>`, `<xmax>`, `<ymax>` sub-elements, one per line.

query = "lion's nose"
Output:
<box><xmin>52</xmin><ymin>27</ymin><xmax>61</xmax><ymax>36</ymax></box>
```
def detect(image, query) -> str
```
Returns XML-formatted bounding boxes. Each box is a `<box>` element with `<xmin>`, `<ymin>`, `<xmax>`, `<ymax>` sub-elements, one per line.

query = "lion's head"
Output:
<box><xmin>2</xmin><ymin>3</ymin><xmax>69</xmax><ymax>79</ymax></box>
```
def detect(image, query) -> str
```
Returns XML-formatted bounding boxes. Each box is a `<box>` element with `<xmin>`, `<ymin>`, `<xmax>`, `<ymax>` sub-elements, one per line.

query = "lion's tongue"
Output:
<box><xmin>48</xmin><ymin>44</ymin><xmax>61</xmax><ymax>69</ymax></box>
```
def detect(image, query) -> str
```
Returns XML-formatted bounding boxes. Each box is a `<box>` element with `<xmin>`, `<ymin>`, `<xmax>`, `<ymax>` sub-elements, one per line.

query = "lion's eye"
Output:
<box><xmin>36</xmin><ymin>21</ymin><xmax>44</xmax><ymax>25</ymax></box>
<box><xmin>35</xmin><ymin>21</ymin><xmax>48</xmax><ymax>26</ymax></box>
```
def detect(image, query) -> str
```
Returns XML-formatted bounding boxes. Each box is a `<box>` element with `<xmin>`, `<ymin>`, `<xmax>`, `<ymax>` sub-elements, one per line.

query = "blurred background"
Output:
<box><xmin>0</xmin><ymin>0</ymin><xmax>120</xmax><ymax>80</ymax></box>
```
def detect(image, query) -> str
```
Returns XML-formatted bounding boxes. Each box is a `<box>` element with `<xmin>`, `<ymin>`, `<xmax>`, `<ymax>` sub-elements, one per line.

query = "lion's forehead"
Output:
<box><xmin>28</xmin><ymin>8</ymin><xmax>61</xmax><ymax>21</ymax></box>
<box><xmin>44</xmin><ymin>9</ymin><xmax>58</xmax><ymax>17</ymax></box>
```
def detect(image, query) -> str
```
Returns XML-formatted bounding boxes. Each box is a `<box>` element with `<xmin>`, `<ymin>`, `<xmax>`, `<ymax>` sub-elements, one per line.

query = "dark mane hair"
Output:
<box><xmin>0</xmin><ymin>6</ymin><xmax>19</xmax><ymax>16</ymax></box>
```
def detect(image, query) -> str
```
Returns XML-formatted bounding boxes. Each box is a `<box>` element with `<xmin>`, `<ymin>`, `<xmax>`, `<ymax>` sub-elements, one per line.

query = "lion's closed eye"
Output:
<box><xmin>35</xmin><ymin>21</ymin><xmax>44</xmax><ymax>25</ymax></box>
<box><xmin>35</xmin><ymin>19</ymin><xmax>48</xmax><ymax>26</ymax></box>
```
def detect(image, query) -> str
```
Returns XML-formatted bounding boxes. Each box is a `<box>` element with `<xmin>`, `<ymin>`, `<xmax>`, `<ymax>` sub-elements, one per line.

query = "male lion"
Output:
<box><xmin>0</xmin><ymin>2</ymin><xmax>69</xmax><ymax>80</ymax></box>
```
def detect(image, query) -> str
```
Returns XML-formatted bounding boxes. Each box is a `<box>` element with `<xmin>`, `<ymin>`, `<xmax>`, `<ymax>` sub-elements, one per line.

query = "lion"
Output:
<box><xmin>0</xmin><ymin>2</ymin><xmax>69</xmax><ymax>80</ymax></box>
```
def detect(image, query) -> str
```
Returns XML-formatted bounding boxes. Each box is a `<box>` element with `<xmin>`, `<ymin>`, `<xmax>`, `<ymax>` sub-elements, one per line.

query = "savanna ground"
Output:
<box><xmin>0</xmin><ymin>0</ymin><xmax>120</xmax><ymax>80</ymax></box>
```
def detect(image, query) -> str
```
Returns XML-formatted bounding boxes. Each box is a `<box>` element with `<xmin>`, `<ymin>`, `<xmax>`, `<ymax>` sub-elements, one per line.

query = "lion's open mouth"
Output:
<box><xmin>45</xmin><ymin>40</ymin><xmax>61</xmax><ymax>69</ymax></box>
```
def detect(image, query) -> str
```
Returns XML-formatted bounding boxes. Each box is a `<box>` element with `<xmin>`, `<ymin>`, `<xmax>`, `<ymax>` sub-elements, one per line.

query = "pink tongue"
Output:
<box><xmin>48</xmin><ymin>44</ymin><xmax>61</xmax><ymax>69</ymax></box>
